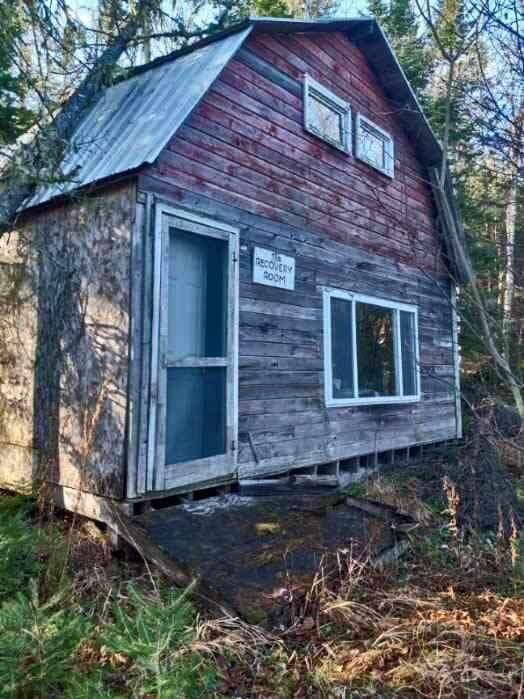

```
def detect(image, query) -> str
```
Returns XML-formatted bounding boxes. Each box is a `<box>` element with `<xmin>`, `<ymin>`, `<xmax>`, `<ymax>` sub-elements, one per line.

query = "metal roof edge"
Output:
<box><xmin>124</xmin><ymin>20</ymin><xmax>253</xmax><ymax>81</ymax></box>
<box><xmin>138</xmin><ymin>25</ymin><xmax>253</xmax><ymax>169</ymax></box>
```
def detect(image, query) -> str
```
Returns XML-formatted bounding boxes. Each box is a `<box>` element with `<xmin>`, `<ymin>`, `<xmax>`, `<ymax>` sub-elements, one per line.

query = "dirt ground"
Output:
<box><xmin>54</xmin><ymin>443</ymin><xmax>524</xmax><ymax>698</ymax></box>
<box><xmin>3</xmin><ymin>436</ymin><xmax>522</xmax><ymax>698</ymax></box>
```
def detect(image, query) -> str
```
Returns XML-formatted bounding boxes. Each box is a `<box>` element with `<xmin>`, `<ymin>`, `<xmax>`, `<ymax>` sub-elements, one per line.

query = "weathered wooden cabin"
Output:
<box><xmin>0</xmin><ymin>17</ymin><xmax>466</xmax><ymax>516</ymax></box>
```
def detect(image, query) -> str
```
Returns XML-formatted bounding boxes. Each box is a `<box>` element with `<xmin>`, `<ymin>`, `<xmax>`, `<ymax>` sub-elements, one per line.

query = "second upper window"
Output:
<box><xmin>304</xmin><ymin>74</ymin><xmax>351</xmax><ymax>153</ymax></box>
<box><xmin>356</xmin><ymin>114</ymin><xmax>395</xmax><ymax>177</ymax></box>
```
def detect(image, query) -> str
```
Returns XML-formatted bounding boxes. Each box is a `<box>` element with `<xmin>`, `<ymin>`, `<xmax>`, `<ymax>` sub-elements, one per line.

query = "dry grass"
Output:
<box><xmin>50</xmin><ymin>468</ymin><xmax>524</xmax><ymax>697</ymax></box>
<box><xmin>180</xmin><ymin>511</ymin><xmax>523</xmax><ymax>697</ymax></box>
<box><xmin>268</xmin><ymin>465</ymin><xmax>524</xmax><ymax>698</ymax></box>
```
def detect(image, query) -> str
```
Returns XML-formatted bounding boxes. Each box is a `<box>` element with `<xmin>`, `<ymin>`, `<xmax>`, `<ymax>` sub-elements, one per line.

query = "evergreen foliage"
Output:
<box><xmin>0</xmin><ymin>581</ymin><xmax>91</xmax><ymax>698</ymax></box>
<box><xmin>251</xmin><ymin>0</ymin><xmax>293</xmax><ymax>16</ymax></box>
<box><xmin>0</xmin><ymin>3</ymin><xmax>34</xmax><ymax>143</ymax></box>
<box><xmin>0</xmin><ymin>494</ymin><xmax>42</xmax><ymax>602</ymax></box>
<box><xmin>367</xmin><ymin>0</ymin><xmax>523</xmax><ymax>406</ymax></box>
<box><xmin>368</xmin><ymin>0</ymin><xmax>434</xmax><ymax>97</ymax></box>
<box><xmin>0</xmin><ymin>495</ymin><xmax>219</xmax><ymax>697</ymax></box>
<box><xmin>100</xmin><ymin>584</ymin><xmax>216</xmax><ymax>698</ymax></box>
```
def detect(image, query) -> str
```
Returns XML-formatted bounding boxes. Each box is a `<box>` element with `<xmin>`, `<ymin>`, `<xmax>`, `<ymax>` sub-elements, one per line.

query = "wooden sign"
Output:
<box><xmin>252</xmin><ymin>247</ymin><xmax>295</xmax><ymax>290</ymax></box>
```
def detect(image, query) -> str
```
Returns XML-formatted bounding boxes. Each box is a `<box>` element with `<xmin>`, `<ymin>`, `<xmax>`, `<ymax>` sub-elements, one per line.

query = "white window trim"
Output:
<box><xmin>323</xmin><ymin>288</ymin><xmax>420</xmax><ymax>408</ymax></box>
<box><xmin>303</xmin><ymin>74</ymin><xmax>351</xmax><ymax>154</ymax></box>
<box><xmin>355</xmin><ymin>113</ymin><xmax>395</xmax><ymax>178</ymax></box>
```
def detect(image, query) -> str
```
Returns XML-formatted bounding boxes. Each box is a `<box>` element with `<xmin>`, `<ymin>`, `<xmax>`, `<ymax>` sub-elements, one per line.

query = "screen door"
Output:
<box><xmin>148</xmin><ymin>208</ymin><xmax>238</xmax><ymax>492</ymax></box>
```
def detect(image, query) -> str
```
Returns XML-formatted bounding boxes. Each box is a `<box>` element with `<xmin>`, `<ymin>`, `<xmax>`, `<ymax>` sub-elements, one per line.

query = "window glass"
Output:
<box><xmin>400</xmin><ymin>310</ymin><xmax>417</xmax><ymax>396</ymax></box>
<box><xmin>308</xmin><ymin>91</ymin><xmax>343</xmax><ymax>145</ymax></box>
<box><xmin>166</xmin><ymin>367</ymin><xmax>226</xmax><ymax>465</ymax></box>
<box><xmin>325</xmin><ymin>291</ymin><xmax>419</xmax><ymax>404</ymax></box>
<box><xmin>356</xmin><ymin>302</ymin><xmax>397</xmax><ymax>397</ymax></box>
<box><xmin>168</xmin><ymin>228</ymin><xmax>227</xmax><ymax>359</ymax></box>
<box><xmin>360</xmin><ymin>124</ymin><xmax>387</xmax><ymax>171</ymax></box>
<box><xmin>357</xmin><ymin>117</ymin><xmax>394</xmax><ymax>176</ymax></box>
<box><xmin>330</xmin><ymin>297</ymin><xmax>354</xmax><ymax>398</ymax></box>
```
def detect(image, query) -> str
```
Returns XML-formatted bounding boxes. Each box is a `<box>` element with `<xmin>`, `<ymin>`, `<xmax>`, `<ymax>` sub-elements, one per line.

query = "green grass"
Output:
<box><xmin>0</xmin><ymin>493</ymin><xmax>218</xmax><ymax>698</ymax></box>
<box><xmin>0</xmin><ymin>493</ymin><xmax>42</xmax><ymax>602</ymax></box>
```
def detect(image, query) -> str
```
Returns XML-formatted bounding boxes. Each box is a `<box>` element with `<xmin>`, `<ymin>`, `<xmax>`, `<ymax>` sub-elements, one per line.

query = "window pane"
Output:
<box><xmin>360</xmin><ymin>124</ymin><xmax>386</xmax><ymax>171</ymax></box>
<box><xmin>166</xmin><ymin>367</ymin><xmax>226</xmax><ymax>465</ymax></box>
<box><xmin>308</xmin><ymin>92</ymin><xmax>343</xmax><ymax>145</ymax></box>
<box><xmin>400</xmin><ymin>311</ymin><xmax>417</xmax><ymax>396</ymax></box>
<box><xmin>356</xmin><ymin>302</ymin><xmax>397</xmax><ymax>397</ymax></box>
<box><xmin>168</xmin><ymin>228</ymin><xmax>227</xmax><ymax>359</ymax></box>
<box><xmin>330</xmin><ymin>297</ymin><xmax>354</xmax><ymax>399</ymax></box>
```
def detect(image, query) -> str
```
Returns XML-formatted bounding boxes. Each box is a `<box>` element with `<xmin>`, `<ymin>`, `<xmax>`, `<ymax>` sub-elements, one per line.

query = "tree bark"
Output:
<box><xmin>502</xmin><ymin>104</ymin><xmax>523</xmax><ymax>358</ymax></box>
<box><xmin>502</xmin><ymin>162</ymin><xmax>517</xmax><ymax>357</ymax></box>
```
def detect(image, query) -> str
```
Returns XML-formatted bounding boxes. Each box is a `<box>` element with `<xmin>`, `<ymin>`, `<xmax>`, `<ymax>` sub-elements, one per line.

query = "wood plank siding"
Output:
<box><xmin>139</xmin><ymin>31</ymin><xmax>459</xmax><ymax>482</ymax></box>
<box><xmin>0</xmin><ymin>183</ymin><xmax>135</xmax><ymax>497</ymax></box>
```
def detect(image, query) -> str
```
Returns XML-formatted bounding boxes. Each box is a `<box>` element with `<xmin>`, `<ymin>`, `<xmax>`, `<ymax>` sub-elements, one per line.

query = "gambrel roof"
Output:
<box><xmin>21</xmin><ymin>16</ymin><xmax>470</xmax><ymax>282</ymax></box>
<box><xmin>24</xmin><ymin>27</ymin><xmax>251</xmax><ymax>209</ymax></box>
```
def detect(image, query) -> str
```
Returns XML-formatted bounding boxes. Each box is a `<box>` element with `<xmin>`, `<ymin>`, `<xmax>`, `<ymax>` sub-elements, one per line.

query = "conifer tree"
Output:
<box><xmin>368</xmin><ymin>0</ymin><xmax>433</xmax><ymax>98</ymax></box>
<box><xmin>0</xmin><ymin>3</ymin><xmax>34</xmax><ymax>144</ymax></box>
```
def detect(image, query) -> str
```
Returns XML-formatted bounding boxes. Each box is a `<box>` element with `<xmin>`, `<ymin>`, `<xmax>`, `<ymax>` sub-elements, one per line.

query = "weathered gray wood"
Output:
<box><xmin>5</xmin><ymin>184</ymin><xmax>135</xmax><ymax>498</ymax></box>
<box><xmin>126</xmin><ymin>186</ymin><xmax>144</xmax><ymax>498</ymax></box>
<box><xmin>451</xmin><ymin>285</ymin><xmax>462</xmax><ymax>439</ymax></box>
<box><xmin>137</xmin><ymin>193</ymin><xmax>154</xmax><ymax>495</ymax></box>
<box><xmin>238</xmin><ymin>428</ymin><xmax>456</xmax><ymax>479</ymax></box>
<box><xmin>135</xmin><ymin>29</ymin><xmax>459</xmax><ymax>490</ymax></box>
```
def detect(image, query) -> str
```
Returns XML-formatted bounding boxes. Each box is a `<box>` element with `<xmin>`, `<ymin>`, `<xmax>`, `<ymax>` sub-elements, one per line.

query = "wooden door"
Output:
<box><xmin>147</xmin><ymin>207</ymin><xmax>239</xmax><ymax>493</ymax></box>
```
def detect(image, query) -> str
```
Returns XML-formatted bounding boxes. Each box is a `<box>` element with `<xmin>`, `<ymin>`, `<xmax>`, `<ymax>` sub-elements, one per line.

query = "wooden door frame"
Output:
<box><xmin>146</xmin><ymin>203</ymin><xmax>239</xmax><ymax>493</ymax></box>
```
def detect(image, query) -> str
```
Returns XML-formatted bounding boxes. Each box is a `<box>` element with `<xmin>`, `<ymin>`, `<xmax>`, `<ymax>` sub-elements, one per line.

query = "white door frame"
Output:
<box><xmin>146</xmin><ymin>203</ymin><xmax>239</xmax><ymax>493</ymax></box>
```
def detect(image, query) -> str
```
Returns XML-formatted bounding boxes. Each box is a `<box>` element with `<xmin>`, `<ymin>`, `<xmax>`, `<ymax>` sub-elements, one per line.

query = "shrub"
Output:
<box><xmin>0</xmin><ymin>494</ymin><xmax>42</xmax><ymax>602</ymax></box>
<box><xmin>64</xmin><ymin>672</ymin><xmax>120</xmax><ymax>698</ymax></box>
<box><xmin>0</xmin><ymin>580</ymin><xmax>92</xmax><ymax>698</ymax></box>
<box><xmin>100</xmin><ymin>584</ymin><xmax>217</xmax><ymax>698</ymax></box>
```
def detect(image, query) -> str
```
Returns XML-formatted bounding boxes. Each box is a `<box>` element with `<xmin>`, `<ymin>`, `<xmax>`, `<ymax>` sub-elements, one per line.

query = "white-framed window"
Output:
<box><xmin>303</xmin><ymin>74</ymin><xmax>351</xmax><ymax>153</ymax></box>
<box><xmin>323</xmin><ymin>289</ymin><xmax>420</xmax><ymax>407</ymax></box>
<box><xmin>355</xmin><ymin>113</ymin><xmax>394</xmax><ymax>177</ymax></box>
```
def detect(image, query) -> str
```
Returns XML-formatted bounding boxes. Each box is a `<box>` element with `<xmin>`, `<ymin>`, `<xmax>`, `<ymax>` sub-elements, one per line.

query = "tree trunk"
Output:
<box><xmin>502</xmin><ymin>163</ymin><xmax>517</xmax><ymax>358</ymax></box>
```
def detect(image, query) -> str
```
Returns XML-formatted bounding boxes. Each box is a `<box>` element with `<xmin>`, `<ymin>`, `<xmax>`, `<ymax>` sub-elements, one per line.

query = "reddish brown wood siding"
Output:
<box><xmin>139</xmin><ymin>30</ymin><xmax>458</xmax><ymax>482</ymax></box>
<box><xmin>148</xmin><ymin>31</ymin><xmax>443</xmax><ymax>274</ymax></box>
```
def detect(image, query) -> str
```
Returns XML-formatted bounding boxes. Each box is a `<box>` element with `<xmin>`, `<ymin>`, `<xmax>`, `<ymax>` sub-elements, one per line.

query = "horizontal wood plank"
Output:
<box><xmin>139</xmin><ymin>30</ymin><xmax>458</xmax><ymax>483</ymax></box>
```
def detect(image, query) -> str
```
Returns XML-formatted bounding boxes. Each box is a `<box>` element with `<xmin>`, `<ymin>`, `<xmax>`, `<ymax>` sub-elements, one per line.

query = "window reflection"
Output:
<box><xmin>308</xmin><ymin>92</ymin><xmax>343</xmax><ymax>144</ymax></box>
<box><xmin>356</xmin><ymin>303</ymin><xmax>396</xmax><ymax>397</ymax></box>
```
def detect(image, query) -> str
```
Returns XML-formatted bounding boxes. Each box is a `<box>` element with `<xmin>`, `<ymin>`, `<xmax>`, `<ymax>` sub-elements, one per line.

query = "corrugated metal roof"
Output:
<box><xmin>22</xmin><ymin>16</ymin><xmax>443</xmax><ymax>213</ymax></box>
<box><xmin>25</xmin><ymin>27</ymin><xmax>252</xmax><ymax>209</ymax></box>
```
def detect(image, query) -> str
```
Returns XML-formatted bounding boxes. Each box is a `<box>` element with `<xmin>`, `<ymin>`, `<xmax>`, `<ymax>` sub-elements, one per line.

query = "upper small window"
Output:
<box><xmin>304</xmin><ymin>75</ymin><xmax>351</xmax><ymax>153</ymax></box>
<box><xmin>356</xmin><ymin>114</ymin><xmax>394</xmax><ymax>177</ymax></box>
